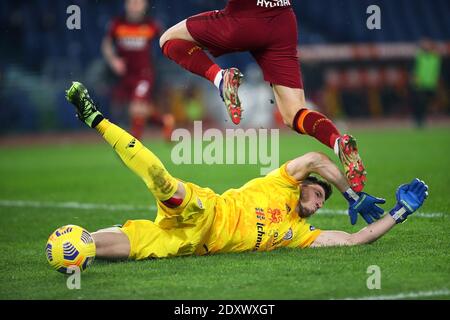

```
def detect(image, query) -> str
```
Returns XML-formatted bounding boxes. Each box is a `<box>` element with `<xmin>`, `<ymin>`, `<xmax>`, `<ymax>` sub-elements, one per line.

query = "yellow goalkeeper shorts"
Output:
<box><xmin>120</xmin><ymin>182</ymin><xmax>218</xmax><ymax>260</ymax></box>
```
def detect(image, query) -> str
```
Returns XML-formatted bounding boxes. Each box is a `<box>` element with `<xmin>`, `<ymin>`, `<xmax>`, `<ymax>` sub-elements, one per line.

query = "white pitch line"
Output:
<box><xmin>338</xmin><ymin>288</ymin><xmax>450</xmax><ymax>300</ymax></box>
<box><xmin>0</xmin><ymin>199</ymin><xmax>446</xmax><ymax>218</ymax></box>
<box><xmin>0</xmin><ymin>199</ymin><xmax>155</xmax><ymax>212</ymax></box>
<box><xmin>1</xmin><ymin>200</ymin><xmax>445</xmax><ymax>300</ymax></box>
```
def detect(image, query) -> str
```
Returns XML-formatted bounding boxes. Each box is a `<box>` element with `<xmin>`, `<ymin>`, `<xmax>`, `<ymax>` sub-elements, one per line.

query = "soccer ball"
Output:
<box><xmin>45</xmin><ymin>225</ymin><xmax>96</xmax><ymax>273</ymax></box>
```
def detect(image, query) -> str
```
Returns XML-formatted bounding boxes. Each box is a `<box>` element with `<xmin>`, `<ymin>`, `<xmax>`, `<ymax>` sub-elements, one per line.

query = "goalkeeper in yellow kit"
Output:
<box><xmin>65</xmin><ymin>82</ymin><xmax>429</xmax><ymax>260</ymax></box>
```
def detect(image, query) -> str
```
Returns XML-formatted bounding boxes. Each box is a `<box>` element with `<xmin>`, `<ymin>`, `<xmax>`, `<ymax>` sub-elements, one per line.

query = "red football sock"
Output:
<box><xmin>293</xmin><ymin>109</ymin><xmax>341</xmax><ymax>149</ymax></box>
<box><xmin>162</xmin><ymin>196</ymin><xmax>183</xmax><ymax>208</ymax></box>
<box><xmin>131</xmin><ymin>116</ymin><xmax>146</xmax><ymax>140</ymax></box>
<box><xmin>162</xmin><ymin>39</ymin><xmax>221</xmax><ymax>83</ymax></box>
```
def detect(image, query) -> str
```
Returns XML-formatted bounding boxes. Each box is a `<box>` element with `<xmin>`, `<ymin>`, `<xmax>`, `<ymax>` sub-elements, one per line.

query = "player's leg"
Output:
<box><xmin>160</xmin><ymin>15</ymin><xmax>243</xmax><ymax>125</ymax></box>
<box><xmin>128</xmin><ymin>78</ymin><xmax>174</xmax><ymax>140</ymax></box>
<box><xmin>91</xmin><ymin>227</ymin><xmax>130</xmax><ymax>259</ymax></box>
<box><xmin>129</xmin><ymin>99</ymin><xmax>148</xmax><ymax>139</ymax></box>
<box><xmin>109</xmin><ymin>77</ymin><xmax>132</xmax><ymax>129</ymax></box>
<box><xmin>272</xmin><ymin>85</ymin><xmax>341</xmax><ymax>149</ymax></box>
<box><xmin>253</xmin><ymin>10</ymin><xmax>366</xmax><ymax>191</ymax></box>
<box><xmin>272</xmin><ymin>84</ymin><xmax>367</xmax><ymax>192</ymax></box>
<box><xmin>92</xmin><ymin>221</ymin><xmax>190</xmax><ymax>260</ymax></box>
<box><xmin>130</xmin><ymin>100</ymin><xmax>175</xmax><ymax>142</ymax></box>
<box><xmin>65</xmin><ymin>81</ymin><xmax>186</xmax><ymax>206</ymax></box>
<box><xmin>271</xmin><ymin>85</ymin><xmax>342</xmax><ymax>157</ymax></box>
<box><xmin>160</xmin><ymin>19</ymin><xmax>224</xmax><ymax>87</ymax></box>
<box><xmin>96</xmin><ymin>118</ymin><xmax>187</xmax><ymax>203</ymax></box>
<box><xmin>128</xmin><ymin>78</ymin><xmax>152</xmax><ymax>139</ymax></box>
<box><xmin>145</xmin><ymin>103</ymin><xmax>175</xmax><ymax>142</ymax></box>
<box><xmin>253</xmin><ymin>38</ymin><xmax>342</xmax><ymax>151</ymax></box>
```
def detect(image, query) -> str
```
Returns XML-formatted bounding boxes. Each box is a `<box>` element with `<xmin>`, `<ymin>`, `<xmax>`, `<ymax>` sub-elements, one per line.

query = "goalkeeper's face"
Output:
<box><xmin>298</xmin><ymin>184</ymin><xmax>326</xmax><ymax>218</ymax></box>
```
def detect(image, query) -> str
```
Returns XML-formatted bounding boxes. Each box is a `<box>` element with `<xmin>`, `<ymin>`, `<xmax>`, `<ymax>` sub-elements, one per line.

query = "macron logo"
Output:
<box><xmin>256</xmin><ymin>0</ymin><xmax>291</xmax><ymax>8</ymax></box>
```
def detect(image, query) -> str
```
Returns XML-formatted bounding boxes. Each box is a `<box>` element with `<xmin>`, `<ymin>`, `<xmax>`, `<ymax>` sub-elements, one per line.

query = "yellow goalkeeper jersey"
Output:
<box><xmin>205</xmin><ymin>163</ymin><xmax>321</xmax><ymax>254</ymax></box>
<box><xmin>121</xmin><ymin>163</ymin><xmax>321</xmax><ymax>260</ymax></box>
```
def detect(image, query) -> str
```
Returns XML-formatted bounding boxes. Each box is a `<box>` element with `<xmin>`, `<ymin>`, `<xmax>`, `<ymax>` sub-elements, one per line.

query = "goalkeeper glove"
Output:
<box><xmin>389</xmin><ymin>178</ymin><xmax>429</xmax><ymax>224</ymax></box>
<box><xmin>343</xmin><ymin>188</ymin><xmax>386</xmax><ymax>225</ymax></box>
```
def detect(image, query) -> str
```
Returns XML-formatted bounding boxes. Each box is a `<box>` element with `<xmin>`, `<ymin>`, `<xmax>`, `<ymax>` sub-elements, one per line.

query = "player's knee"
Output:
<box><xmin>159</xmin><ymin>27</ymin><xmax>178</xmax><ymax>49</ymax></box>
<box><xmin>91</xmin><ymin>231</ymin><xmax>130</xmax><ymax>259</ymax></box>
<box><xmin>91</xmin><ymin>232</ymin><xmax>105</xmax><ymax>255</ymax></box>
<box><xmin>160</xmin><ymin>19</ymin><xmax>190</xmax><ymax>49</ymax></box>
<box><xmin>159</xmin><ymin>31</ymin><xmax>169</xmax><ymax>49</ymax></box>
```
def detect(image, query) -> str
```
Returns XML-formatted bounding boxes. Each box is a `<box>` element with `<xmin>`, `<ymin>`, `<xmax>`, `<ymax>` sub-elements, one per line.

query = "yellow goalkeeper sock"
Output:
<box><xmin>96</xmin><ymin>119</ymin><xmax>178</xmax><ymax>201</ymax></box>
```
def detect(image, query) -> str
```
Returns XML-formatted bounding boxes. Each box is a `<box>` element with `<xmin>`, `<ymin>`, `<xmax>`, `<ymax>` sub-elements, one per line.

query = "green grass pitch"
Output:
<box><xmin>0</xmin><ymin>127</ymin><xmax>449</xmax><ymax>299</ymax></box>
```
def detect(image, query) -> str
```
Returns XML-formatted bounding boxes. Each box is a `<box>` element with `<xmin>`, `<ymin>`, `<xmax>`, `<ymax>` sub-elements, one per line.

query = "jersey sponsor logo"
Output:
<box><xmin>114</xmin><ymin>24</ymin><xmax>156</xmax><ymax>50</ymax></box>
<box><xmin>268</xmin><ymin>208</ymin><xmax>282</xmax><ymax>223</ymax></box>
<box><xmin>118</xmin><ymin>37</ymin><xmax>147</xmax><ymax>50</ymax></box>
<box><xmin>254</xmin><ymin>222</ymin><xmax>265</xmax><ymax>250</ymax></box>
<box><xmin>116</xmin><ymin>25</ymin><xmax>156</xmax><ymax>38</ymax></box>
<box><xmin>256</xmin><ymin>0</ymin><xmax>291</xmax><ymax>9</ymax></box>
<box><xmin>255</xmin><ymin>207</ymin><xmax>265</xmax><ymax>220</ymax></box>
<box><xmin>283</xmin><ymin>228</ymin><xmax>293</xmax><ymax>240</ymax></box>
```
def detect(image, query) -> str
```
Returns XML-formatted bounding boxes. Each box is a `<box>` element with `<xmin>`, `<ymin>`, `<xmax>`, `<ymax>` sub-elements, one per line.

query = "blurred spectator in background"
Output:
<box><xmin>412</xmin><ymin>38</ymin><xmax>442</xmax><ymax>127</ymax></box>
<box><xmin>102</xmin><ymin>0</ymin><xmax>174</xmax><ymax>139</ymax></box>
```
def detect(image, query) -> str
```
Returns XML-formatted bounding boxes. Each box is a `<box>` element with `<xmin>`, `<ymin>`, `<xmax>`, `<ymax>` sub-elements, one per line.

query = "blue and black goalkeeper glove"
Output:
<box><xmin>343</xmin><ymin>188</ymin><xmax>386</xmax><ymax>225</ymax></box>
<box><xmin>389</xmin><ymin>178</ymin><xmax>429</xmax><ymax>224</ymax></box>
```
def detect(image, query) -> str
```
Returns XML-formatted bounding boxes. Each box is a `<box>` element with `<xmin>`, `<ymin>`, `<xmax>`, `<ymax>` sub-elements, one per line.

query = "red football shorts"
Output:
<box><xmin>113</xmin><ymin>75</ymin><xmax>154</xmax><ymax>104</ymax></box>
<box><xmin>186</xmin><ymin>9</ymin><xmax>303</xmax><ymax>89</ymax></box>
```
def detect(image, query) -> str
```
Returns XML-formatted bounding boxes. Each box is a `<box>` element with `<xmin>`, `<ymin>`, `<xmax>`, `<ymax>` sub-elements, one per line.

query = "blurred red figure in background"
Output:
<box><xmin>102</xmin><ymin>0</ymin><xmax>174</xmax><ymax>139</ymax></box>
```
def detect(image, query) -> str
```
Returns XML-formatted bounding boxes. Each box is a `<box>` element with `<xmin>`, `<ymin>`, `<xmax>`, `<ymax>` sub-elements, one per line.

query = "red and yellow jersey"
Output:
<box><xmin>206</xmin><ymin>163</ymin><xmax>321</xmax><ymax>254</ymax></box>
<box><xmin>107</xmin><ymin>16</ymin><xmax>161</xmax><ymax>76</ymax></box>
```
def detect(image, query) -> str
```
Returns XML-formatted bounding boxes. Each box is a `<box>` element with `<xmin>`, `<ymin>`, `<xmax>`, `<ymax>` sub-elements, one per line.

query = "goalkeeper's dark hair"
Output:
<box><xmin>302</xmin><ymin>176</ymin><xmax>333</xmax><ymax>200</ymax></box>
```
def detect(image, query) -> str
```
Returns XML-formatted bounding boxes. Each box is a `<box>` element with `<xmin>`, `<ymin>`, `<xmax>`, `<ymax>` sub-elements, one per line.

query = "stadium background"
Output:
<box><xmin>0</xmin><ymin>0</ymin><xmax>449</xmax><ymax>300</ymax></box>
<box><xmin>1</xmin><ymin>0</ymin><xmax>449</xmax><ymax>133</ymax></box>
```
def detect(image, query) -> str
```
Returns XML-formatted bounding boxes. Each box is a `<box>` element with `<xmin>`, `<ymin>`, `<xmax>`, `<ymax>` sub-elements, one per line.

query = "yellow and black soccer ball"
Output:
<box><xmin>45</xmin><ymin>225</ymin><xmax>96</xmax><ymax>273</ymax></box>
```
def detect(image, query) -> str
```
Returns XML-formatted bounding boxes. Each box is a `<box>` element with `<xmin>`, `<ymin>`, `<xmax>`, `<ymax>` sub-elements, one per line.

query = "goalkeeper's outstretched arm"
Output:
<box><xmin>310</xmin><ymin>178</ymin><xmax>429</xmax><ymax>247</ymax></box>
<box><xmin>310</xmin><ymin>215</ymin><xmax>395</xmax><ymax>247</ymax></box>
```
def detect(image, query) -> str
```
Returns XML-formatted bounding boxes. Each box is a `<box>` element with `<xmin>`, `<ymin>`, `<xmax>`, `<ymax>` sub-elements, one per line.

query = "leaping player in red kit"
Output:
<box><xmin>102</xmin><ymin>0</ymin><xmax>174</xmax><ymax>140</ymax></box>
<box><xmin>159</xmin><ymin>0</ymin><xmax>368</xmax><ymax>194</ymax></box>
